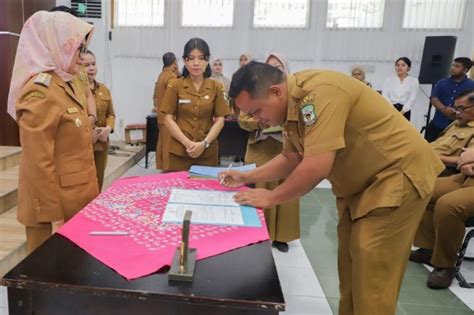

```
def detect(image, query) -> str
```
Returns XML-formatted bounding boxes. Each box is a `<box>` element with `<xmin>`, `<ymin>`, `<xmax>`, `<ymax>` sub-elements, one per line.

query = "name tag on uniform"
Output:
<box><xmin>179</xmin><ymin>99</ymin><xmax>191</xmax><ymax>104</ymax></box>
<box><xmin>67</xmin><ymin>107</ymin><xmax>79</xmax><ymax>114</ymax></box>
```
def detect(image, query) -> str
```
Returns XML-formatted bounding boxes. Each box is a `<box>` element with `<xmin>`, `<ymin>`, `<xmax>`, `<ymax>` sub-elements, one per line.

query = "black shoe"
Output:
<box><xmin>409</xmin><ymin>248</ymin><xmax>433</xmax><ymax>265</ymax></box>
<box><xmin>272</xmin><ymin>241</ymin><xmax>289</xmax><ymax>253</ymax></box>
<box><xmin>427</xmin><ymin>267</ymin><xmax>455</xmax><ymax>289</ymax></box>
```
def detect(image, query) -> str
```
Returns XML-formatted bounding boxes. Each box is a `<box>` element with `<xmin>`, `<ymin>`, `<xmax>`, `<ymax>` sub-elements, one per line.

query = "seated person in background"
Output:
<box><xmin>382</xmin><ymin>57</ymin><xmax>419</xmax><ymax>121</ymax></box>
<box><xmin>430</xmin><ymin>89</ymin><xmax>474</xmax><ymax>175</ymax></box>
<box><xmin>410</xmin><ymin>146</ymin><xmax>474</xmax><ymax>289</ymax></box>
<box><xmin>351</xmin><ymin>66</ymin><xmax>372</xmax><ymax>87</ymax></box>
<box><xmin>238</xmin><ymin>53</ymin><xmax>300</xmax><ymax>253</ymax></box>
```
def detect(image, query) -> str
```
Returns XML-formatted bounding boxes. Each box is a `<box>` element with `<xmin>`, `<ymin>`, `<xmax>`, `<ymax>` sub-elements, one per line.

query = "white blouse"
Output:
<box><xmin>382</xmin><ymin>75</ymin><xmax>419</xmax><ymax>112</ymax></box>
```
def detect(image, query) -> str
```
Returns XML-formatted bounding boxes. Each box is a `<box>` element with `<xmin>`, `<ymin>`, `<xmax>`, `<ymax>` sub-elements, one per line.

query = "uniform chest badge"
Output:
<box><xmin>75</xmin><ymin>118</ymin><xmax>83</xmax><ymax>127</ymax></box>
<box><xmin>204</xmin><ymin>95</ymin><xmax>210</xmax><ymax>100</ymax></box>
<box><xmin>24</xmin><ymin>91</ymin><xmax>45</xmax><ymax>101</ymax></box>
<box><xmin>67</xmin><ymin>107</ymin><xmax>79</xmax><ymax>114</ymax></box>
<box><xmin>301</xmin><ymin>104</ymin><xmax>316</xmax><ymax>126</ymax></box>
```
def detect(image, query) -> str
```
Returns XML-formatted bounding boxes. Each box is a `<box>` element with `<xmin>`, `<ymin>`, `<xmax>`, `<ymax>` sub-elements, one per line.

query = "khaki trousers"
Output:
<box><xmin>245</xmin><ymin>137</ymin><xmax>300</xmax><ymax>242</ymax></box>
<box><xmin>25</xmin><ymin>224</ymin><xmax>52</xmax><ymax>254</ymax></box>
<box><xmin>337</xmin><ymin>176</ymin><xmax>430</xmax><ymax>315</ymax></box>
<box><xmin>156</xmin><ymin>119</ymin><xmax>170</xmax><ymax>170</ymax></box>
<box><xmin>414</xmin><ymin>174</ymin><xmax>474</xmax><ymax>267</ymax></box>
<box><xmin>94</xmin><ymin>142</ymin><xmax>109</xmax><ymax>192</ymax></box>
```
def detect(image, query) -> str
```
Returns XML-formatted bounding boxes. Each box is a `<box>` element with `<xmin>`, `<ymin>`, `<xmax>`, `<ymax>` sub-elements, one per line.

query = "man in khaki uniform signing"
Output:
<box><xmin>220</xmin><ymin>62</ymin><xmax>444</xmax><ymax>315</ymax></box>
<box><xmin>430</xmin><ymin>89</ymin><xmax>474</xmax><ymax>175</ymax></box>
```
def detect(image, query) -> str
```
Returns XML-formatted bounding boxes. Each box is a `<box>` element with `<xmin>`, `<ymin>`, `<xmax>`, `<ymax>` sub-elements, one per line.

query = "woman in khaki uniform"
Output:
<box><xmin>238</xmin><ymin>53</ymin><xmax>299</xmax><ymax>252</ymax></box>
<box><xmin>161</xmin><ymin>38</ymin><xmax>230</xmax><ymax>171</ymax></box>
<box><xmin>7</xmin><ymin>11</ymin><xmax>99</xmax><ymax>253</ymax></box>
<box><xmin>153</xmin><ymin>52</ymin><xmax>179</xmax><ymax>170</ymax></box>
<box><xmin>82</xmin><ymin>50</ymin><xmax>116</xmax><ymax>191</ymax></box>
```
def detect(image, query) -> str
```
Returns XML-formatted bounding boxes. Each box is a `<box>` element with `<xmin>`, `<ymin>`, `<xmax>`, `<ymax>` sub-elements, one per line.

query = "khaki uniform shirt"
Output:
<box><xmin>431</xmin><ymin>121</ymin><xmax>474</xmax><ymax>157</ymax></box>
<box><xmin>16</xmin><ymin>71</ymin><xmax>99</xmax><ymax>226</ymax></box>
<box><xmin>160</xmin><ymin>77</ymin><xmax>230</xmax><ymax>158</ymax></box>
<box><xmin>153</xmin><ymin>69</ymin><xmax>177</xmax><ymax>124</ymax></box>
<box><xmin>71</xmin><ymin>65</ymin><xmax>89</xmax><ymax>113</ymax></box>
<box><xmin>283</xmin><ymin>71</ymin><xmax>444</xmax><ymax>220</ymax></box>
<box><xmin>92</xmin><ymin>81</ymin><xmax>115</xmax><ymax>152</ymax></box>
<box><xmin>92</xmin><ymin>81</ymin><xmax>115</xmax><ymax>130</ymax></box>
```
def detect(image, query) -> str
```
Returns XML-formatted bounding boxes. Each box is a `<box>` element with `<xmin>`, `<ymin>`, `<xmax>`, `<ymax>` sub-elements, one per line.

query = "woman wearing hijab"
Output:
<box><xmin>237</xmin><ymin>53</ymin><xmax>300</xmax><ymax>252</ymax></box>
<box><xmin>239</xmin><ymin>53</ymin><xmax>253</xmax><ymax>67</ymax></box>
<box><xmin>351</xmin><ymin>66</ymin><xmax>372</xmax><ymax>87</ymax></box>
<box><xmin>7</xmin><ymin>11</ymin><xmax>99</xmax><ymax>253</ymax></box>
<box><xmin>153</xmin><ymin>52</ymin><xmax>179</xmax><ymax>170</ymax></box>
<box><xmin>210</xmin><ymin>58</ymin><xmax>230</xmax><ymax>94</ymax></box>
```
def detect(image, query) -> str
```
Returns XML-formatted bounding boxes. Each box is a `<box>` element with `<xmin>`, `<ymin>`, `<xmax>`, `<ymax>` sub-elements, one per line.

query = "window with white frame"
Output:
<box><xmin>181</xmin><ymin>0</ymin><xmax>234</xmax><ymax>27</ymax></box>
<box><xmin>402</xmin><ymin>0</ymin><xmax>467</xmax><ymax>29</ymax></box>
<box><xmin>326</xmin><ymin>0</ymin><xmax>385</xmax><ymax>29</ymax></box>
<box><xmin>253</xmin><ymin>0</ymin><xmax>309</xmax><ymax>28</ymax></box>
<box><xmin>116</xmin><ymin>0</ymin><xmax>165</xmax><ymax>27</ymax></box>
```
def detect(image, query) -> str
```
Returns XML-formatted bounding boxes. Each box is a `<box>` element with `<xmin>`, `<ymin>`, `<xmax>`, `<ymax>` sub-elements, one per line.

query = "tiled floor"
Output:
<box><xmin>2</xmin><ymin>156</ymin><xmax>473</xmax><ymax>315</ymax></box>
<box><xmin>302</xmin><ymin>188</ymin><xmax>474</xmax><ymax>315</ymax></box>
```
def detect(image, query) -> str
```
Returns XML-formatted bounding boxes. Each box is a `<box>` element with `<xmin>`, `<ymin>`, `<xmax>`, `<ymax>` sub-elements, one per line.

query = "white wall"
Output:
<box><xmin>59</xmin><ymin>0</ymin><xmax>474</xmax><ymax>140</ymax></box>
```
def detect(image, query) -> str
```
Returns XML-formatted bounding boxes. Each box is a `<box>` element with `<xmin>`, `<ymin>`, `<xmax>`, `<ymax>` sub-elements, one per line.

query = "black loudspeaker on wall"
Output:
<box><xmin>418</xmin><ymin>36</ymin><xmax>457</xmax><ymax>85</ymax></box>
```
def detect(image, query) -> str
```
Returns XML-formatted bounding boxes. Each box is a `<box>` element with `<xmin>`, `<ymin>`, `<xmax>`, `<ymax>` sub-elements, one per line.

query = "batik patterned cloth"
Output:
<box><xmin>59</xmin><ymin>172</ymin><xmax>269</xmax><ymax>280</ymax></box>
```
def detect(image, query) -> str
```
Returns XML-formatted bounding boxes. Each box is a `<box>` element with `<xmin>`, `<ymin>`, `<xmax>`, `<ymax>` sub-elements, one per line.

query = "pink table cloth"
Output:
<box><xmin>59</xmin><ymin>172</ymin><xmax>269</xmax><ymax>280</ymax></box>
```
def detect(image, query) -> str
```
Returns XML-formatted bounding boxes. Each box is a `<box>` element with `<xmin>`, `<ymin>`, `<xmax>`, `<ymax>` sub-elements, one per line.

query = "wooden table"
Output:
<box><xmin>2</xmin><ymin>235</ymin><xmax>285</xmax><ymax>314</ymax></box>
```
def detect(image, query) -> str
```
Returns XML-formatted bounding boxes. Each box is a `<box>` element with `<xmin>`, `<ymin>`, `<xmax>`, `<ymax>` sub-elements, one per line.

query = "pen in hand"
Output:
<box><xmin>219</xmin><ymin>163</ymin><xmax>233</xmax><ymax>185</ymax></box>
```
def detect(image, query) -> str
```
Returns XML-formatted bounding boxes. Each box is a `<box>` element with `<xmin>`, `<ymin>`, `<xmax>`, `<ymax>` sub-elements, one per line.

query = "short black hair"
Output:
<box><xmin>229</xmin><ymin>61</ymin><xmax>285</xmax><ymax>99</ymax></box>
<box><xmin>50</xmin><ymin>5</ymin><xmax>79</xmax><ymax>17</ymax></box>
<box><xmin>395</xmin><ymin>57</ymin><xmax>412</xmax><ymax>69</ymax></box>
<box><xmin>85</xmin><ymin>50</ymin><xmax>95</xmax><ymax>57</ymax></box>
<box><xmin>455</xmin><ymin>88</ymin><xmax>474</xmax><ymax>100</ymax></box>
<box><xmin>454</xmin><ymin>57</ymin><xmax>473</xmax><ymax>71</ymax></box>
<box><xmin>162</xmin><ymin>52</ymin><xmax>177</xmax><ymax>68</ymax></box>
<box><xmin>181</xmin><ymin>38</ymin><xmax>212</xmax><ymax>78</ymax></box>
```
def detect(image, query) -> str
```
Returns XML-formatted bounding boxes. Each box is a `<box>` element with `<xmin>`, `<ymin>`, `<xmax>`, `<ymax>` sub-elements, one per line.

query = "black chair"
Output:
<box><xmin>218</xmin><ymin>119</ymin><xmax>250</xmax><ymax>158</ymax></box>
<box><xmin>145</xmin><ymin>114</ymin><xmax>159</xmax><ymax>168</ymax></box>
<box><xmin>455</xmin><ymin>216</ymin><xmax>474</xmax><ymax>288</ymax></box>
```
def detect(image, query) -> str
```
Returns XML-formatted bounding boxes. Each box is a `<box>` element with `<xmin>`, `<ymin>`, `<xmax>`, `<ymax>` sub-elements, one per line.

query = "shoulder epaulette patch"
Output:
<box><xmin>34</xmin><ymin>73</ymin><xmax>52</xmax><ymax>87</ymax></box>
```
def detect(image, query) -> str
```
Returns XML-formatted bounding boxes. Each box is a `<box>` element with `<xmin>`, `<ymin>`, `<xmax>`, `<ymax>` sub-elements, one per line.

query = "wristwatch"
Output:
<box><xmin>203</xmin><ymin>140</ymin><xmax>210</xmax><ymax>149</ymax></box>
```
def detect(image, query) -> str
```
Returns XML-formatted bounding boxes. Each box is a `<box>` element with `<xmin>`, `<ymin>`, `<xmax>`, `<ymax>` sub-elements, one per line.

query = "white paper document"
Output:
<box><xmin>167</xmin><ymin>188</ymin><xmax>239</xmax><ymax>207</ymax></box>
<box><xmin>162</xmin><ymin>203</ymin><xmax>244</xmax><ymax>225</ymax></box>
<box><xmin>163</xmin><ymin>188</ymin><xmax>261</xmax><ymax>227</ymax></box>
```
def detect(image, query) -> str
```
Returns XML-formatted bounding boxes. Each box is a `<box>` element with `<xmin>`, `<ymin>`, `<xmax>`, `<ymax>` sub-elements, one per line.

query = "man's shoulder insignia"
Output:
<box><xmin>34</xmin><ymin>73</ymin><xmax>52</xmax><ymax>87</ymax></box>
